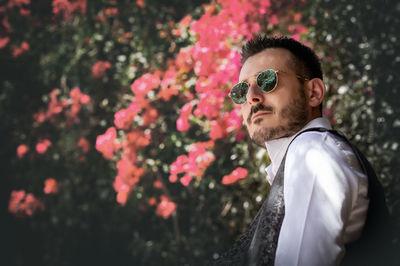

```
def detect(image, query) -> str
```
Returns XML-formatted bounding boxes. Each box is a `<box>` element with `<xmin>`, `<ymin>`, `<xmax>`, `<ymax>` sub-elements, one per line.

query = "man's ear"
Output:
<box><xmin>305</xmin><ymin>78</ymin><xmax>325</xmax><ymax>108</ymax></box>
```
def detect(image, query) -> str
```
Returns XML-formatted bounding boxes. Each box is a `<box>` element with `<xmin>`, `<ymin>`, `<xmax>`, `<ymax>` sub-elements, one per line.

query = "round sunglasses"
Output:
<box><xmin>229</xmin><ymin>69</ymin><xmax>309</xmax><ymax>104</ymax></box>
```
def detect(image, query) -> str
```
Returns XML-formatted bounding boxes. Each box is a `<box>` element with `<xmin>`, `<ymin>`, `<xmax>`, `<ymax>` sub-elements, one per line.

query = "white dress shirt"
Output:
<box><xmin>264</xmin><ymin>117</ymin><xmax>369</xmax><ymax>266</ymax></box>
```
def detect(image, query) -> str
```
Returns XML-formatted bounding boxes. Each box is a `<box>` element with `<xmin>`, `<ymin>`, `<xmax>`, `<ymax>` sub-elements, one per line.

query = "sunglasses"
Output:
<box><xmin>229</xmin><ymin>69</ymin><xmax>309</xmax><ymax>104</ymax></box>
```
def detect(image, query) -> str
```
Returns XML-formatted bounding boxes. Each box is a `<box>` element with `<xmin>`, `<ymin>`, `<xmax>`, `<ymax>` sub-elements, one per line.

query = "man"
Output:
<box><xmin>212</xmin><ymin>36</ymin><xmax>393</xmax><ymax>265</ymax></box>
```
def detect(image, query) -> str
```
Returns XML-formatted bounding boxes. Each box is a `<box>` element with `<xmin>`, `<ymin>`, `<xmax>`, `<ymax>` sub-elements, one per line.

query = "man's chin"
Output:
<box><xmin>249</xmin><ymin>125</ymin><xmax>295</xmax><ymax>146</ymax></box>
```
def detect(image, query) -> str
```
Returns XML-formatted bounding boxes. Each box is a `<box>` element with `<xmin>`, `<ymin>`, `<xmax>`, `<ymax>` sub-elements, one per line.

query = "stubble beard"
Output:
<box><xmin>248</xmin><ymin>91</ymin><xmax>309</xmax><ymax>147</ymax></box>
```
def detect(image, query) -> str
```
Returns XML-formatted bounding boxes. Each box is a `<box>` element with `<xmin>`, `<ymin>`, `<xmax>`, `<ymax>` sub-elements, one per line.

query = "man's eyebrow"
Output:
<box><xmin>239</xmin><ymin>71</ymin><xmax>262</xmax><ymax>83</ymax></box>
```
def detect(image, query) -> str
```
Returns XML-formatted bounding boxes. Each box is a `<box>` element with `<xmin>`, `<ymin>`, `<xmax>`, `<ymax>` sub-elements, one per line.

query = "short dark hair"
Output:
<box><xmin>241</xmin><ymin>35</ymin><xmax>323</xmax><ymax>81</ymax></box>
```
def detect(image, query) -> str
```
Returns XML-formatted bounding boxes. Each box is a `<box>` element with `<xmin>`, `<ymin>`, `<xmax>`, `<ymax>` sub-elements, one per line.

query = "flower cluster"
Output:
<box><xmin>221</xmin><ymin>167</ymin><xmax>248</xmax><ymax>185</ymax></box>
<box><xmin>52</xmin><ymin>0</ymin><xmax>87</xmax><ymax>21</ymax></box>
<box><xmin>96</xmin><ymin>127</ymin><xmax>120</xmax><ymax>160</ymax></box>
<box><xmin>9</xmin><ymin>190</ymin><xmax>45</xmax><ymax>217</ymax></box>
<box><xmin>156</xmin><ymin>195</ymin><xmax>176</xmax><ymax>219</ymax></box>
<box><xmin>12</xmin><ymin>41</ymin><xmax>29</xmax><ymax>58</ymax></box>
<box><xmin>33</xmin><ymin>88</ymin><xmax>90</xmax><ymax>126</ymax></box>
<box><xmin>176</xmin><ymin>102</ymin><xmax>194</xmax><ymax>132</ymax></box>
<box><xmin>169</xmin><ymin>141</ymin><xmax>215</xmax><ymax>186</ymax></box>
<box><xmin>113</xmin><ymin>158</ymin><xmax>146</xmax><ymax>205</ymax></box>
<box><xmin>94</xmin><ymin>0</ymin><xmax>310</xmax><ymax>213</ymax></box>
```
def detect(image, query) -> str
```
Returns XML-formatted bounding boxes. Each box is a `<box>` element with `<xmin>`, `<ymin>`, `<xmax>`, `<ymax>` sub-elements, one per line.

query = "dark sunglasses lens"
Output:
<box><xmin>257</xmin><ymin>69</ymin><xmax>277</xmax><ymax>92</ymax></box>
<box><xmin>231</xmin><ymin>82</ymin><xmax>248</xmax><ymax>104</ymax></box>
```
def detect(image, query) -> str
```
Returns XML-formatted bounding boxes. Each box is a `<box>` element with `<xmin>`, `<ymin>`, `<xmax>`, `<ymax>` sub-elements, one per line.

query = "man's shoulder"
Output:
<box><xmin>287</xmin><ymin>129</ymin><xmax>354</xmax><ymax>162</ymax></box>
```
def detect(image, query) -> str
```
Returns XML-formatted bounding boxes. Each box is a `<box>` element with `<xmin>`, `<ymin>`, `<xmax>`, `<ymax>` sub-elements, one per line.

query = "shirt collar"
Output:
<box><xmin>264</xmin><ymin>117</ymin><xmax>332</xmax><ymax>184</ymax></box>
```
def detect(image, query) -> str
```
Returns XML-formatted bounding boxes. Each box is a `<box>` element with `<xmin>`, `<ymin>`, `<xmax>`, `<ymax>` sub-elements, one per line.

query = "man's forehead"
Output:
<box><xmin>239</xmin><ymin>48</ymin><xmax>293</xmax><ymax>80</ymax></box>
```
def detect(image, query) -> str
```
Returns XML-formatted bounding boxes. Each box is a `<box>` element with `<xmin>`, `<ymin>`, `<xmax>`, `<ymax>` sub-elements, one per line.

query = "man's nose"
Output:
<box><xmin>246</xmin><ymin>82</ymin><xmax>263</xmax><ymax>105</ymax></box>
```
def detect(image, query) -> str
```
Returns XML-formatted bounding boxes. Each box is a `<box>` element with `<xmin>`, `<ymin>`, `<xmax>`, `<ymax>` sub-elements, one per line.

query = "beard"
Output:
<box><xmin>248</xmin><ymin>90</ymin><xmax>309</xmax><ymax>147</ymax></box>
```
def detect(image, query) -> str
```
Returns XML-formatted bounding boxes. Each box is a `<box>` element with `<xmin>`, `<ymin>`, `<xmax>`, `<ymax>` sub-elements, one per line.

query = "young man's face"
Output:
<box><xmin>238</xmin><ymin>48</ymin><xmax>311</xmax><ymax>146</ymax></box>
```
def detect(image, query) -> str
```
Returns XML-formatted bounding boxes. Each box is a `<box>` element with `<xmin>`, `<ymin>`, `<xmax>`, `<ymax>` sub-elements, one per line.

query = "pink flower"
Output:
<box><xmin>156</xmin><ymin>195</ymin><xmax>176</xmax><ymax>219</ymax></box>
<box><xmin>235</xmin><ymin>130</ymin><xmax>247</xmax><ymax>142</ymax></box>
<box><xmin>169</xmin><ymin>141</ymin><xmax>215</xmax><ymax>186</ymax></box>
<box><xmin>69</xmin><ymin>87</ymin><xmax>82</xmax><ymax>101</ymax></box>
<box><xmin>9</xmin><ymin>190</ymin><xmax>45</xmax><ymax>217</ymax></box>
<box><xmin>52</xmin><ymin>0</ymin><xmax>86</xmax><ymax>21</ymax></box>
<box><xmin>158</xmin><ymin>66</ymin><xmax>179</xmax><ymax>101</ymax></box>
<box><xmin>114</xmin><ymin>108</ymin><xmax>134</xmax><ymax>130</ymax></box>
<box><xmin>136</xmin><ymin>0</ymin><xmax>145</xmax><ymax>8</ymax></box>
<box><xmin>8</xmin><ymin>190</ymin><xmax>25</xmax><ymax>214</ymax></box>
<box><xmin>269</xmin><ymin>14</ymin><xmax>279</xmax><ymax>26</ymax></box>
<box><xmin>169</xmin><ymin>174</ymin><xmax>178</xmax><ymax>183</ymax></box>
<box><xmin>33</xmin><ymin>111</ymin><xmax>46</xmax><ymax>124</ymax></box>
<box><xmin>12</xmin><ymin>41</ymin><xmax>29</xmax><ymax>57</ymax></box>
<box><xmin>116</xmin><ymin>187</ymin><xmax>130</xmax><ymax>206</ymax></box>
<box><xmin>92</xmin><ymin>60</ymin><xmax>111</xmax><ymax>78</ymax></box>
<box><xmin>0</xmin><ymin>37</ymin><xmax>10</xmax><ymax>49</ymax></box>
<box><xmin>148</xmin><ymin>197</ymin><xmax>157</xmax><ymax>206</ymax></box>
<box><xmin>17</xmin><ymin>144</ymin><xmax>29</xmax><ymax>159</ymax></box>
<box><xmin>180</xmin><ymin>174</ymin><xmax>193</xmax><ymax>187</ymax></box>
<box><xmin>79</xmin><ymin>94</ymin><xmax>90</xmax><ymax>105</ymax></box>
<box><xmin>141</xmin><ymin>106</ymin><xmax>158</xmax><ymax>126</ymax></box>
<box><xmin>153</xmin><ymin>180</ymin><xmax>163</xmax><ymax>189</ymax></box>
<box><xmin>130</xmin><ymin>72</ymin><xmax>160</xmax><ymax>100</ymax></box>
<box><xmin>210</xmin><ymin>120</ymin><xmax>225</xmax><ymax>140</ymax></box>
<box><xmin>44</xmin><ymin>178</ymin><xmax>59</xmax><ymax>194</ymax></box>
<box><xmin>222</xmin><ymin>167</ymin><xmax>248</xmax><ymax>185</ymax></box>
<box><xmin>77</xmin><ymin>137</ymin><xmax>90</xmax><ymax>153</ymax></box>
<box><xmin>176</xmin><ymin>116</ymin><xmax>190</xmax><ymax>132</ymax></box>
<box><xmin>36</xmin><ymin>139</ymin><xmax>52</xmax><ymax>154</ymax></box>
<box><xmin>176</xmin><ymin>102</ymin><xmax>194</xmax><ymax>132</ymax></box>
<box><xmin>96</xmin><ymin>127</ymin><xmax>119</xmax><ymax>160</ymax></box>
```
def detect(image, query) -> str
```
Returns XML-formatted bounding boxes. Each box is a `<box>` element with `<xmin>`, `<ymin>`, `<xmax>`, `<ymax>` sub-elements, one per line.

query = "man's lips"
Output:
<box><xmin>252</xmin><ymin>111</ymin><xmax>272</xmax><ymax>121</ymax></box>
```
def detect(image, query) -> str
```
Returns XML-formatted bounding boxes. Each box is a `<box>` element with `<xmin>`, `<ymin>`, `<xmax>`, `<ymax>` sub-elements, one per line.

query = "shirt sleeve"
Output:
<box><xmin>274</xmin><ymin>132</ymin><xmax>365</xmax><ymax>266</ymax></box>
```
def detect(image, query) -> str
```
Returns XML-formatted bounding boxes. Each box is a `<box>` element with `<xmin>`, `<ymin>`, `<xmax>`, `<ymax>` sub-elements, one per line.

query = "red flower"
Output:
<box><xmin>156</xmin><ymin>195</ymin><xmax>176</xmax><ymax>219</ymax></box>
<box><xmin>44</xmin><ymin>178</ymin><xmax>59</xmax><ymax>194</ymax></box>
<box><xmin>16</xmin><ymin>144</ymin><xmax>29</xmax><ymax>159</ymax></box>
<box><xmin>222</xmin><ymin>167</ymin><xmax>248</xmax><ymax>185</ymax></box>
<box><xmin>92</xmin><ymin>60</ymin><xmax>111</xmax><ymax>78</ymax></box>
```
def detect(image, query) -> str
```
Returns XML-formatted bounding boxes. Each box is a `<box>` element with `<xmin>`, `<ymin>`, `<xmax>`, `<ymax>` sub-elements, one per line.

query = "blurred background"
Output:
<box><xmin>1</xmin><ymin>0</ymin><xmax>399</xmax><ymax>265</ymax></box>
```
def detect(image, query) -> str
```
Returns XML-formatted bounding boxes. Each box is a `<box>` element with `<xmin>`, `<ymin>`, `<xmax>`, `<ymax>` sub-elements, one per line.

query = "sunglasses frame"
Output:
<box><xmin>229</xmin><ymin>69</ymin><xmax>309</xmax><ymax>104</ymax></box>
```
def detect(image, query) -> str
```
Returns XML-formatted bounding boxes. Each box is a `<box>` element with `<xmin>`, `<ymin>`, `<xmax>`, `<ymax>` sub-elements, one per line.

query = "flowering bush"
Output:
<box><xmin>5</xmin><ymin>0</ymin><xmax>398</xmax><ymax>265</ymax></box>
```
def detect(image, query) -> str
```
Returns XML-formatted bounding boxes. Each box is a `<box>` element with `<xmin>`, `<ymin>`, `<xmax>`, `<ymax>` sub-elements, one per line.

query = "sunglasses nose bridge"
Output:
<box><xmin>246</xmin><ymin>80</ymin><xmax>264</xmax><ymax>104</ymax></box>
